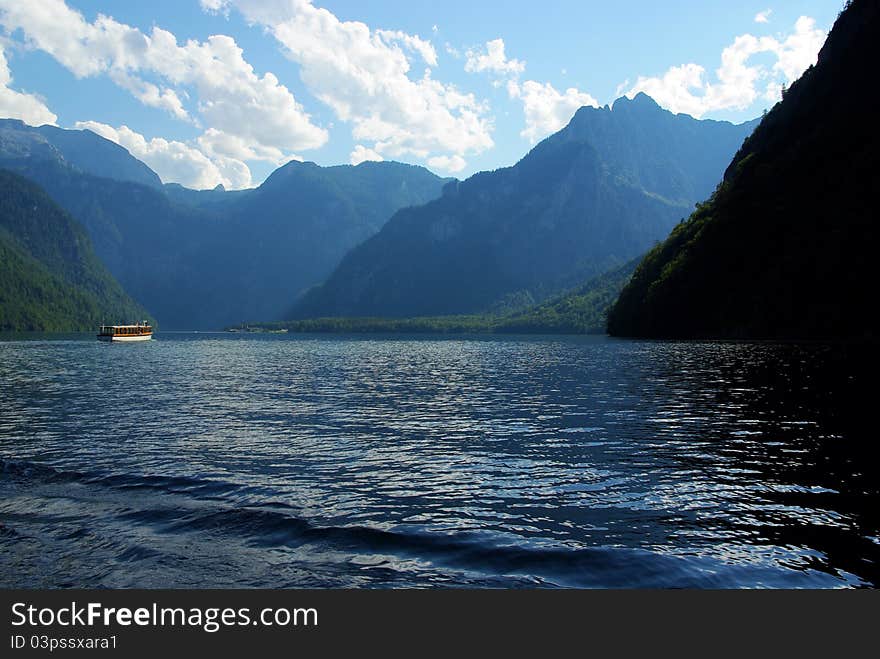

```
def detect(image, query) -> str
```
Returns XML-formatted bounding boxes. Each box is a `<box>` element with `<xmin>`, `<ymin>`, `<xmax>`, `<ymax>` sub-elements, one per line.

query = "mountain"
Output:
<box><xmin>0</xmin><ymin>122</ymin><xmax>450</xmax><ymax>328</ymax></box>
<box><xmin>246</xmin><ymin>256</ymin><xmax>640</xmax><ymax>335</ymax></box>
<box><xmin>181</xmin><ymin>160</ymin><xmax>453</xmax><ymax>326</ymax></box>
<box><xmin>0</xmin><ymin>169</ymin><xmax>150</xmax><ymax>331</ymax></box>
<box><xmin>494</xmin><ymin>258</ymin><xmax>640</xmax><ymax>334</ymax></box>
<box><xmin>0</xmin><ymin>119</ymin><xmax>161</xmax><ymax>188</ymax></box>
<box><xmin>608</xmin><ymin>0</ymin><xmax>878</xmax><ymax>340</ymax></box>
<box><xmin>292</xmin><ymin>94</ymin><xmax>758</xmax><ymax>319</ymax></box>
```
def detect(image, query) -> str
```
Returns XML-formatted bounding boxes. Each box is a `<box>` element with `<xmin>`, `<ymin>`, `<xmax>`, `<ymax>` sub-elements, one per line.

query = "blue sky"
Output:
<box><xmin>0</xmin><ymin>0</ymin><xmax>843</xmax><ymax>189</ymax></box>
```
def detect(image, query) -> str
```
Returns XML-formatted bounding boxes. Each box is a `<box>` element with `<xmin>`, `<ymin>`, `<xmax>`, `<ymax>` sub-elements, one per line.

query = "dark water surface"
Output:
<box><xmin>0</xmin><ymin>333</ymin><xmax>877</xmax><ymax>588</ymax></box>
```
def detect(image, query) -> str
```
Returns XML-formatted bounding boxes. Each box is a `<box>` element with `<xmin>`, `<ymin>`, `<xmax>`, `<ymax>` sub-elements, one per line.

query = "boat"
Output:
<box><xmin>97</xmin><ymin>321</ymin><xmax>153</xmax><ymax>342</ymax></box>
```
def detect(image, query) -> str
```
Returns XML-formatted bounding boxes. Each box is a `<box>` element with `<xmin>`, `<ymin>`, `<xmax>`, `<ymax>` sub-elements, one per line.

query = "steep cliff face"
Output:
<box><xmin>608</xmin><ymin>0</ymin><xmax>879</xmax><ymax>339</ymax></box>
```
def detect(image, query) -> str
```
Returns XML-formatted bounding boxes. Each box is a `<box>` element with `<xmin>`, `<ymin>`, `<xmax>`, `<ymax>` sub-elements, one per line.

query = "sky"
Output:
<box><xmin>0</xmin><ymin>0</ymin><xmax>843</xmax><ymax>189</ymax></box>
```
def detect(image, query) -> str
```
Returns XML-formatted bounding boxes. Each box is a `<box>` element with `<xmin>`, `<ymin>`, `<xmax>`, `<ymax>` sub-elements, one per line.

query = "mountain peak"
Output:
<box><xmin>612</xmin><ymin>92</ymin><xmax>661</xmax><ymax>111</ymax></box>
<box><xmin>294</xmin><ymin>87</ymin><xmax>756</xmax><ymax>320</ymax></box>
<box><xmin>608</xmin><ymin>0</ymin><xmax>879</xmax><ymax>339</ymax></box>
<box><xmin>565</xmin><ymin>93</ymin><xmax>664</xmax><ymax>132</ymax></box>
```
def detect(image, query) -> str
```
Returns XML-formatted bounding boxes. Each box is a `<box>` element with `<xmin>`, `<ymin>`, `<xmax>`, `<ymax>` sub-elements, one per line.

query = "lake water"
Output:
<box><xmin>0</xmin><ymin>333</ymin><xmax>877</xmax><ymax>588</ymax></box>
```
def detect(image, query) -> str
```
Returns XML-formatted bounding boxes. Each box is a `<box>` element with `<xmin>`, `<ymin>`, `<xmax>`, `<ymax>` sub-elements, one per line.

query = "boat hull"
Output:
<box><xmin>97</xmin><ymin>334</ymin><xmax>152</xmax><ymax>342</ymax></box>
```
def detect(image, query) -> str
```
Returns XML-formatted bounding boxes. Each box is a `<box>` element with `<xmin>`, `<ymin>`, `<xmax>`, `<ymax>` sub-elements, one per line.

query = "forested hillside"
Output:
<box><xmin>608</xmin><ymin>0</ymin><xmax>878</xmax><ymax>339</ymax></box>
<box><xmin>0</xmin><ymin>169</ymin><xmax>149</xmax><ymax>331</ymax></box>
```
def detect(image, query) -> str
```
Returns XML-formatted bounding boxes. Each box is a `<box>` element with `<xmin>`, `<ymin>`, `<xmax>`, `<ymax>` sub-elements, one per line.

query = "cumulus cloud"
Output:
<box><xmin>202</xmin><ymin>0</ymin><xmax>493</xmax><ymax>173</ymax></box>
<box><xmin>109</xmin><ymin>70</ymin><xmax>190</xmax><ymax>122</ymax></box>
<box><xmin>627</xmin><ymin>16</ymin><xmax>825</xmax><ymax>117</ymax></box>
<box><xmin>376</xmin><ymin>29</ymin><xmax>437</xmax><ymax>66</ymax></box>
<box><xmin>0</xmin><ymin>43</ymin><xmax>57</xmax><ymax>125</ymax></box>
<box><xmin>349</xmin><ymin>144</ymin><xmax>384</xmax><ymax>165</ymax></box>
<box><xmin>507</xmin><ymin>79</ymin><xmax>598</xmax><ymax>143</ymax></box>
<box><xmin>755</xmin><ymin>9</ymin><xmax>772</xmax><ymax>24</ymax></box>
<box><xmin>426</xmin><ymin>154</ymin><xmax>465</xmax><ymax>173</ymax></box>
<box><xmin>460</xmin><ymin>36</ymin><xmax>594</xmax><ymax>144</ymax></box>
<box><xmin>0</xmin><ymin>0</ymin><xmax>327</xmax><ymax>168</ymax></box>
<box><xmin>464</xmin><ymin>38</ymin><xmax>525</xmax><ymax>77</ymax></box>
<box><xmin>197</xmin><ymin>127</ymin><xmax>288</xmax><ymax>165</ymax></box>
<box><xmin>75</xmin><ymin>120</ymin><xmax>252</xmax><ymax>189</ymax></box>
<box><xmin>772</xmin><ymin>16</ymin><xmax>825</xmax><ymax>82</ymax></box>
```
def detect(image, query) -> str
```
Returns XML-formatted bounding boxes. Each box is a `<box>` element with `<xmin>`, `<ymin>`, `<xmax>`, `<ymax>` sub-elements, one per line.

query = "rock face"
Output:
<box><xmin>292</xmin><ymin>94</ymin><xmax>757</xmax><ymax>319</ymax></box>
<box><xmin>608</xmin><ymin>0</ymin><xmax>879</xmax><ymax>339</ymax></box>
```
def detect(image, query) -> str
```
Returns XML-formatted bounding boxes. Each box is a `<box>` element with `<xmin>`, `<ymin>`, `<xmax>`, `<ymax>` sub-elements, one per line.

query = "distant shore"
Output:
<box><xmin>228</xmin><ymin>315</ymin><xmax>606</xmax><ymax>335</ymax></box>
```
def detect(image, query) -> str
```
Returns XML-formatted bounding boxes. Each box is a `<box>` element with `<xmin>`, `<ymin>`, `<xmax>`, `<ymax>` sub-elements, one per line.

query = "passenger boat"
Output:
<box><xmin>97</xmin><ymin>321</ymin><xmax>153</xmax><ymax>342</ymax></box>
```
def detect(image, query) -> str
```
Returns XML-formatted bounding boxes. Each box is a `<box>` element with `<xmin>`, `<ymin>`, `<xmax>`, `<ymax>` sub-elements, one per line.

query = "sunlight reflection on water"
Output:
<box><xmin>0</xmin><ymin>333</ymin><xmax>876</xmax><ymax>588</ymax></box>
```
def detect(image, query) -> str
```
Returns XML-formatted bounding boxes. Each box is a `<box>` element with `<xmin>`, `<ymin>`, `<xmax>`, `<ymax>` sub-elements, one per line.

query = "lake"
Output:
<box><xmin>0</xmin><ymin>333</ymin><xmax>877</xmax><ymax>588</ymax></box>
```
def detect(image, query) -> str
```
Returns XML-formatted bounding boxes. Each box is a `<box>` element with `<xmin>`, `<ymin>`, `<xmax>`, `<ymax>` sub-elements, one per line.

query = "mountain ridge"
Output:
<box><xmin>291</xmin><ymin>95</ymin><xmax>758</xmax><ymax>320</ymax></box>
<box><xmin>0</xmin><ymin>122</ymin><xmax>451</xmax><ymax>328</ymax></box>
<box><xmin>0</xmin><ymin>168</ymin><xmax>151</xmax><ymax>331</ymax></box>
<box><xmin>607</xmin><ymin>0</ymin><xmax>878</xmax><ymax>339</ymax></box>
<box><xmin>0</xmin><ymin>119</ymin><xmax>162</xmax><ymax>189</ymax></box>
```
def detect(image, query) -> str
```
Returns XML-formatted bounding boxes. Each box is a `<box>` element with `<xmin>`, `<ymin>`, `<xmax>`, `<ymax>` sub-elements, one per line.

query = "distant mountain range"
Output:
<box><xmin>608</xmin><ymin>0</ymin><xmax>878</xmax><ymax>339</ymax></box>
<box><xmin>291</xmin><ymin>94</ymin><xmax>758</xmax><ymax>319</ymax></box>
<box><xmin>0</xmin><ymin>169</ymin><xmax>149</xmax><ymax>331</ymax></box>
<box><xmin>0</xmin><ymin>119</ymin><xmax>161</xmax><ymax>188</ymax></box>
<box><xmin>2</xmin><ymin>89</ymin><xmax>765</xmax><ymax>332</ymax></box>
<box><xmin>0</xmin><ymin>120</ymin><xmax>450</xmax><ymax>329</ymax></box>
<box><xmin>2</xmin><ymin>3</ymin><xmax>868</xmax><ymax>340</ymax></box>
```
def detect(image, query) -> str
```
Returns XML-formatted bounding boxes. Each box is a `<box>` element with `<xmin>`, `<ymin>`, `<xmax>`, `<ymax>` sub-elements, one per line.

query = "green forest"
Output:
<box><xmin>242</xmin><ymin>258</ymin><xmax>636</xmax><ymax>335</ymax></box>
<box><xmin>0</xmin><ymin>169</ymin><xmax>150</xmax><ymax>331</ymax></box>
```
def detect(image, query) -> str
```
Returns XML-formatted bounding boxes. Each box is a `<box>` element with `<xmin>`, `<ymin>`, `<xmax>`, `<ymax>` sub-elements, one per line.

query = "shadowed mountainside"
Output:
<box><xmin>608</xmin><ymin>0</ymin><xmax>879</xmax><ymax>339</ymax></box>
<box><xmin>0</xmin><ymin>169</ymin><xmax>150</xmax><ymax>331</ymax></box>
<box><xmin>292</xmin><ymin>94</ymin><xmax>757</xmax><ymax>319</ymax></box>
<box><xmin>0</xmin><ymin>121</ymin><xmax>450</xmax><ymax>329</ymax></box>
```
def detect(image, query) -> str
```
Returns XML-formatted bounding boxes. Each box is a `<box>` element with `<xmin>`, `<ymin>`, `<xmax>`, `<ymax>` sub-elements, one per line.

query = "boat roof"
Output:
<box><xmin>99</xmin><ymin>323</ymin><xmax>152</xmax><ymax>328</ymax></box>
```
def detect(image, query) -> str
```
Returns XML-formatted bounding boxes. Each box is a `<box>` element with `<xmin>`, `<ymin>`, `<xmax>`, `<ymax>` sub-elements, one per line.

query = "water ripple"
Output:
<box><xmin>0</xmin><ymin>334</ymin><xmax>877</xmax><ymax>588</ymax></box>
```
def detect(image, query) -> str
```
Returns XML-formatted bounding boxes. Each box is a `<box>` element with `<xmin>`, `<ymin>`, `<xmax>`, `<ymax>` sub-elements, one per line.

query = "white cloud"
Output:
<box><xmin>109</xmin><ymin>70</ymin><xmax>190</xmax><ymax>122</ymax></box>
<box><xmin>426</xmin><ymin>154</ymin><xmax>465</xmax><ymax>173</ymax></box>
<box><xmin>627</xmin><ymin>63</ymin><xmax>708</xmax><ymax>117</ymax></box>
<box><xmin>773</xmin><ymin>16</ymin><xmax>825</xmax><ymax>82</ymax></box>
<box><xmin>0</xmin><ymin>0</ymin><xmax>327</xmax><ymax>166</ymax></box>
<box><xmin>444</xmin><ymin>43</ymin><xmax>461</xmax><ymax>59</ymax></box>
<box><xmin>204</xmin><ymin>0</ymin><xmax>493</xmax><ymax>174</ymax></box>
<box><xmin>763</xmin><ymin>80</ymin><xmax>783</xmax><ymax>104</ymax></box>
<box><xmin>197</xmin><ymin>127</ymin><xmax>288</xmax><ymax>165</ymax></box>
<box><xmin>349</xmin><ymin>144</ymin><xmax>384</xmax><ymax>165</ymax></box>
<box><xmin>627</xmin><ymin>16</ymin><xmax>825</xmax><ymax>117</ymax></box>
<box><xmin>200</xmin><ymin>0</ymin><xmax>229</xmax><ymax>13</ymax></box>
<box><xmin>507</xmin><ymin>79</ymin><xmax>598</xmax><ymax>143</ymax></box>
<box><xmin>75</xmin><ymin>120</ymin><xmax>252</xmax><ymax>190</ymax></box>
<box><xmin>755</xmin><ymin>9</ymin><xmax>772</xmax><ymax>24</ymax></box>
<box><xmin>462</xmin><ymin>37</ymin><xmax>594</xmax><ymax>144</ymax></box>
<box><xmin>0</xmin><ymin>43</ymin><xmax>57</xmax><ymax>125</ymax></box>
<box><xmin>464</xmin><ymin>38</ymin><xmax>525</xmax><ymax>77</ymax></box>
<box><xmin>376</xmin><ymin>29</ymin><xmax>437</xmax><ymax>67</ymax></box>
